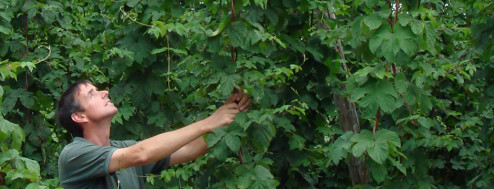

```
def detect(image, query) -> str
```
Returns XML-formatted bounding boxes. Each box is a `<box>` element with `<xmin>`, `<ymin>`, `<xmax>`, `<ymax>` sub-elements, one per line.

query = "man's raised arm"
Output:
<box><xmin>108</xmin><ymin>103</ymin><xmax>239</xmax><ymax>173</ymax></box>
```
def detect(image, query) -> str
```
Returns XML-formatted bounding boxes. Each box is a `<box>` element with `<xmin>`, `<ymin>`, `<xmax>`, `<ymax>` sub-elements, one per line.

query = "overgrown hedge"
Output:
<box><xmin>0</xmin><ymin>0</ymin><xmax>493</xmax><ymax>188</ymax></box>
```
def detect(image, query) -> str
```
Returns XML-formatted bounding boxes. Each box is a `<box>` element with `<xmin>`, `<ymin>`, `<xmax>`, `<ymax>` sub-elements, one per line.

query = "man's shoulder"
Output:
<box><xmin>59</xmin><ymin>137</ymin><xmax>137</xmax><ymax>159</ymax></box>
<box><xmin>60</xmin><ymin>137</ymin><xmax>92</xmax><ymax>155</ymax></box>
<box><xmin>59</xmin><ymin>137</ymin><xmax>114</xmax><ymax>160</ymax></box>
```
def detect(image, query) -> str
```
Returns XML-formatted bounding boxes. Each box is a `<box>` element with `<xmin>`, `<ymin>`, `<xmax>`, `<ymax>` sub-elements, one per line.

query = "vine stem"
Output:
<box><xmin>229</xmin><ymin>0</ymin><xmax>243</xmax><ymax>163</ymax></box>
<box><xmin>35</xmin><ymin>45</ymin><xmax>52</xmax><ymax>64</ymax></box>
<box><xmin>119</xmin><ymin>6</ymin><xmax>153</xmax><ymax>27</ymax></box>
<box><xmin>166</xmin><ymin>30</ymin><xmax>171</xmax><ymax>90</ymax></box>
<box><xmin>21</xmin><ymin>12</ymin><xmax>31</xmax><ymax>124</ymax></box>
<box><xmin>0</xmin><ymin>174</ymin><xmax>4</xmax><ymax>185</ymax></box>
<box><xmin>394</xmin><ymin>0</ymin><xmax>400</xmax><ymax>26</ymax></box>
<box><xmin>239</xmin><ymin>147</ymin><xmax>244</xmax><ymax>164</ymax></box>
<box><xmin>373</xmin><ymin>107</ymin><xmax>381</xmax><ymax>134</ymax></box>
<box><xmin>20</xmin><ymin>13</ymin><xmax>28</xmax><ymax>59</ymax></box>
<box><xmin>326</xmin><ymin>10</ymin><xmax>348</xmax><ymax>75</ymax></box>
<box><xmin>374</xmin><ymin>0</ymin><xmax>401</xmax><ymax>133</ymax></box>
<box><xmin>230</xmin><ymin>0</ymin><xmax>237</xmax><ymax>63</ymax></box>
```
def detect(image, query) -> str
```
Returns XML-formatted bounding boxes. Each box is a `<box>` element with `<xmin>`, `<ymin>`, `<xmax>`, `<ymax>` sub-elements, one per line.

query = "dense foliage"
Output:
<box><xmin>1</xmin><ymin>0</ymin><xmax>493</xmax><ymax>188</ymax></box>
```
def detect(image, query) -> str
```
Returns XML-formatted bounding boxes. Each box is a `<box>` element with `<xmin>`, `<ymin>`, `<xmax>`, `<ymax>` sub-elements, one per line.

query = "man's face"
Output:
<box><xmin>74</xmin><ymin>83</ymin><xmax>118</xmax><ymax>122</ymax></box>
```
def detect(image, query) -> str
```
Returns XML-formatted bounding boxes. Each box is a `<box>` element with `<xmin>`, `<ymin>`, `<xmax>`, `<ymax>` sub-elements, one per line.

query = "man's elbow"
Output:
<box><xmin>132</xmin><ymin>146</ymin><xmax>150</xmax><ymax>166</ymax></box>
<box><xmin>198</xmin><ymin>146</ymin><xmax>208</xmax><ymax>157</ymax></box>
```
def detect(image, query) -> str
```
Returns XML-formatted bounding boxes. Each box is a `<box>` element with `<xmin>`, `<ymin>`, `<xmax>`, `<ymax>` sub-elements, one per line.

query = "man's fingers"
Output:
<box><xmin>240</xmin><ymin>99</ymin><xmax>252</xmax><ymax>111</ymax></box>
<box><xmin>226</xmin><ymin>93</ymin><xmax>238</xmax><ymax>104</ymax></box>
<box><xmin>227</xmin><ymin>105</ymin><xmax>240</xmax><ymax>114</ymax></box>
<box><xmin>238</xmin><ymin>94</ymin><xmax>249</xmax><ymax>107</ymax></box>
<box><xmin>224</xmin><ymin>102</ymin><xmax>239</xmax><ymax>109</ymax></box>
<box><xmin>235</xmin><ymin>88</ymin><xmax>244</xmax><ymax>101</ymax></box>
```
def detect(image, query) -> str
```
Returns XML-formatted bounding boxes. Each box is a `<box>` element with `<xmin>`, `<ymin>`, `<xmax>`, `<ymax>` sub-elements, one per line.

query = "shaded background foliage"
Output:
<box><xmin>0</xmin><ymin>0</ymin><xmax>493</xmax><ymax>188</ymax></box>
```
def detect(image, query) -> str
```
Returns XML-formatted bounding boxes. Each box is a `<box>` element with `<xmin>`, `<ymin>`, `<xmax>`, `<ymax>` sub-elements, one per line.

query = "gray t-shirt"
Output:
<box><xmin>58</xmin><ymin>137</ymin><xmax>170</xmax><ymax>189</ymax></box>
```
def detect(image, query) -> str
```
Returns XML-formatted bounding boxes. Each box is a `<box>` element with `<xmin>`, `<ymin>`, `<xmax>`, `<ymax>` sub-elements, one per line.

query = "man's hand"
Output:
<box><xmin>225</xmin><ymin>88</ymin><xmax>252</xmax><ymax>112</ymax></box>
<box><xmin>206</xmin><ymin>103</ymin><xmax>240</xmax><ymax>130</ymax></box>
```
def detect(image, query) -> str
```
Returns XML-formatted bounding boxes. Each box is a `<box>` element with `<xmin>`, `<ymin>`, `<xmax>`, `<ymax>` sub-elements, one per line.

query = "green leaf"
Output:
<box><xmin>147</xmin><ymin>112</ymin><xmax>167</xmax><ymax>126</ymax></box>
<box><xmin>119</xmin><ymin>104</ymin><xmax>136</xmax><ymax>121</ymax></box>
<box><xmin>417</xmin><ymin>117</ymin><xmax>435</xmax><ymax>129</ymax></box>
<box><xmin>390</xmin><ymin>158</ymin><xmax>407</xmax><ymax>175</ymax></box>
<box><xmin>363</xmin><ymin>13</ymin><xmax>382</xmax><ymax>30</ymax></box>
<box><xmin>0</xmin><ymin>25</ymin><xmax>10</xmax><ymax>35</ymax></box>
<box><xmin>206</xmin><ymin>128</ymin><xmax>226</xmax><ymax>148</ymax></box>
<box><xmin>367</xmin><ymin>139</ymin><xmax>389</xmax><ymax>164</ymax></box>
<box><xmin>209</xmin><ymin>17</ymin><xmax>231</xmax><ymax>37</ymax></box>
<box><xmin>252</xmin><ymin>165</ymin><xmax>278</xmax><ymax>188</ymax></box>
<box><xmin>328</xmin><ymin>132</ymin><xmax>353</xmax><ymax>165</ymax></box>
<box><xmin>25</xmin><ymin>183</ymin><xmax>42</xmax><ymax>189</ymax></box>
<box><xmin>424</xmin><ymin>24</ymin><xmax>438</xmax><ymax>55</ymax></box>
<box><xmin>0</xmin><ymin>116</ymin><xmax>25</xmax><ymax>150</ymax></box>
<box><xmin>394</xmin><ymin>72</ymin><xmax>408</xmax><ymax>94</ymax></box>
<box><xmin>486</xmin><ymin>85</ymin><xmax>494</xmax><ymax>97</ymax></box>
<box><xmin>369</xmin><ymin>160</ymin><xmax>387</xmax><ymax>183</ymax></box>
<box><xmin>368</xmin><ymin>25</ymin><xmax>391</xmax><ymax>54</ymax></box>
<box><xmin>306</xmin><ymin>46</ymin><xmax>323</xmax><ymax>61</ymax></box>
<box><xmin>126</xmin><ymin>0</ymin><xmax>140</xmax><ymax>7</ymax></box>
<box><xmin>19</xmin><ymin>93</ymin><xmax>35</xmax><ymax>108</ymax></box>
<box><xmin>211</xmin><ymin>55</ymin><xmax>236</xmax><ymax>73</ymax></box>
<box><xmin>251</xmin><ymin>124</ymin><xmax>275</xmax><ymax>152</ymax></box>
<box><xmin>149</xmin><ymin>20</ymin><xmax>167</xmax><ymax>38</ymax></box>
<box><xmin>236</xmin><ymin>165</ymin><xmax>254</xmax><ymax>188</ymax></box>
<box><xmin>351</xmin><ymin>130</ymin><xmax>373</xmax><ymax>157</ymax></box>
<box><xmin>274</xmin><ymin>116</ymin><xmax>295</xmax><ymax>132</ymax></box>
<box><xmin>225</xmin><ymin>133</ymin><xmax>241</xmax><ymax>152</ymax></box>
<box><xmin>394</xmin><ymin>25</ymin><xmax>417</xmax><ymax>55</ymax></box>
<box><xmin>352</xmin><ymin>142</ymin><xmax>369</xmax><ymax>157</ymax></box>
<box><xmin>411</xmin><ymin>20</ymin><xmax>425</xmax><ymax>35</ymax></box>
<box><xmin>228</xmin><ymin>22</ymin><xmax>249</xmax><ymax>48</ymax></box>
<box><xmin>211</xmin><ymin>140</ymin><xmax>229</xmax><ymax>161</ymax></box>
<box><xmin>0</xmin><ymin>86</ymin><xmax>3</xmax><ymax>105</ymax></box>
<box><xmin>19</xmin><ymin>157</ymin><xmax>41</xmax><ymax>180</ymax></box>
<box><xmin>151</xmin><ymin>47</ymin><xmax>188</xmax><ymax>55</ymax></box>
<box><xmin>254</xmin><ymin>165</ymin><xmax>274</xmax><ymax>179</ymax></box>
<box><xmin>150</xmin><ymin>47</ymin><xmax>166</xmax><ymax>54</ymax></box>
<box><xmin>253</xmin><ymin>0</ymin><xmax>268</xmax><ymax>9</ymax></box>
<box><xmin>375</xmin><ymin>129</ymin><xmax>401</xmax><ymax>148</ymax></box>
<box><xmin>0</xmin><ymin>149</ymin><xmax>19</xmax><ymax>165</ymax></box>
<box><xmin>351</xmin><ymin>130</ymin><xmax>373</xmax><ymax>143</ymax></box>
<box><xmin>289</xmin><ymin>134</ymin><xmax>306</xmax><ymax>150</ymax></box>
<box><xmin>369</xmin><ymin>24</ymin><xmax>417</xmax><ymax>61</ymax></box>
<box><xmin>218</xmin><ymin>76</ymin><xmax>235</xmax><ymax>97</ymax></box>
<box><xmin>351</xmin><ymin>79</ymin><xmax>399</xmax><ymax>114</ymax></box>
<box><xmin>398</xmin><ymin>14</ymin><xmax>412</xmax><ymax>26</ymax></box>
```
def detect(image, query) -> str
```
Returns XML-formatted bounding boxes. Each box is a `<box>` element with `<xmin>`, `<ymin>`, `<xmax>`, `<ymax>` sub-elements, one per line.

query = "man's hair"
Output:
<box><xmin>56</xmin><ymin>80</ymin><xmax>91</xmax><ymax>137</ymax></box>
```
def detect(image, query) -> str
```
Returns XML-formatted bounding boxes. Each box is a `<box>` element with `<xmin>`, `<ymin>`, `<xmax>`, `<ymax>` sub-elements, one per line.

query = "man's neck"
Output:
<box><xmin>82</xmin><ymin>120</ymin><xmax>112</xmax><ymax>146</ymax></box>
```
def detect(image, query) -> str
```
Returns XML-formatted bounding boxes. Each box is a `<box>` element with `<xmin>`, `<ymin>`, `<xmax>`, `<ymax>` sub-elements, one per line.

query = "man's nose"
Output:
<box><xmin>101</xmin><ymin>90</ymin><xmax>109</xmax><ymax>98</ymax></box>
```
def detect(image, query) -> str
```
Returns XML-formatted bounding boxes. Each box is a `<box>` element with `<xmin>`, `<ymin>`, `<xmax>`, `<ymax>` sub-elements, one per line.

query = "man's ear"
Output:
<box><xmin>71</xmin><ymin>112</ymin><xmax>87</xmax><ymax>124</ymax></box>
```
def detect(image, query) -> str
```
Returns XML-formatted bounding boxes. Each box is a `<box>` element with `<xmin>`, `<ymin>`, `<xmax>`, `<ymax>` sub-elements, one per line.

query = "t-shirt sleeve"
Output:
<box><xmin>58</xmin><ymin>140</ymin><xmax>117</xmax><ymax>185</ymax></box>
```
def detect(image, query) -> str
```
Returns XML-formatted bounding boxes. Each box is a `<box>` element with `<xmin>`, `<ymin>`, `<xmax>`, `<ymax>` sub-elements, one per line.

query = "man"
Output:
<box><xmin>56</xmin><ymin>80</ymin><xmax>251</xmax><ymax>188</ymax></box>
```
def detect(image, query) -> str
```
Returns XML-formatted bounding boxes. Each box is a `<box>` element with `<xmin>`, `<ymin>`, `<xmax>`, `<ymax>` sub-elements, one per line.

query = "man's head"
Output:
<box><xmin>56</xmin><ymin>80</ymin><xmax>118</xmax><ymax>137</ymax></box>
